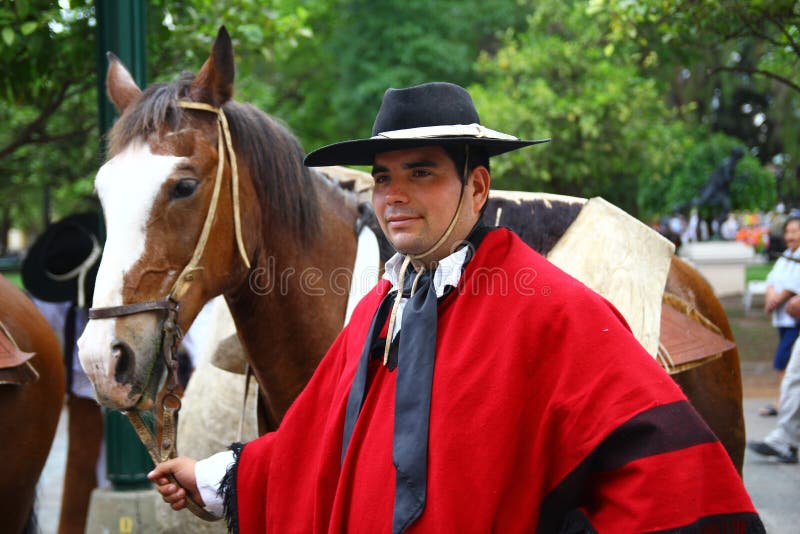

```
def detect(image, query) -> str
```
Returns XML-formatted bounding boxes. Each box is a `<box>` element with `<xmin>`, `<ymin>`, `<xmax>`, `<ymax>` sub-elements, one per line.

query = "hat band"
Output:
<box><xmin>45</xmin><ymin>234</ymin><xmax>102</xmax><ymax>308</ymax></box>
<box><xmin>374</xmin><ymin>123</ymin><xmax>519</xmax><ymax>141</ymax></box>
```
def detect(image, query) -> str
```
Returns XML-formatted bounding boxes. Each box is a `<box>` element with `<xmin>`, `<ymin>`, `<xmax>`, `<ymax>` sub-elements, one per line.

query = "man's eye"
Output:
<box><xmin>170</xmin><ymin>178</ymin><xmax>199</xmax><ymax>200</ymax></box>
<box><xmin>412</xmin><ymin>169</ymin><xmax>431</xmax><ymax>177</ymax></box>
<box><xmin>373</xmin><ymin>175</ymin><xmax>389</xmax><ymax>185</ymax></box>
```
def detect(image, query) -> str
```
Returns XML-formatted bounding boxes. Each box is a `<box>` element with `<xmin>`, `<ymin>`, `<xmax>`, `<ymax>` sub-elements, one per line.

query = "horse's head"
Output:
<box><xmin>78</xmin><ymin>27</ymin><xmax>261</xmax><ymax>410</ymax></box>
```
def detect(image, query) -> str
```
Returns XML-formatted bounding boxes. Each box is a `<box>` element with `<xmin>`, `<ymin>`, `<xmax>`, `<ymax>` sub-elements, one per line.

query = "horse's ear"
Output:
<box><xmin>190</xmin><ymin>26</ymin><xmax>235</xmax><ymax>107</ymax></box>
<box><xmin>106</xmin><ymin>52</ymin><xmax>142</xmax><ymax>114</ymax></box>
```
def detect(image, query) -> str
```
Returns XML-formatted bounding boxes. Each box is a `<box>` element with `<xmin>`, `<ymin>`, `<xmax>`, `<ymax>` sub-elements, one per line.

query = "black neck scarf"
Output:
<box><xmin>342</xmin><ymin>222</ymin><xmax>490</xmax><ymax>533</ymax></box>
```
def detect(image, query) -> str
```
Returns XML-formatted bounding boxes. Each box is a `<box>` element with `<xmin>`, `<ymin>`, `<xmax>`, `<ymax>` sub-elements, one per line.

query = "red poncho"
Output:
<box><xmin>231</xmin><ymin>228</ymin><xmax>761</xmax><ymax>533</ymax></box>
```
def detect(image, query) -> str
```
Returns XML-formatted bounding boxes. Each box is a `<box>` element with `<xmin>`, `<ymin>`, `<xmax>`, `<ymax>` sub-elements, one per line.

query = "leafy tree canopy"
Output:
<box><xmin>471</xmin><ymin>0</ymin><xmax>700</xmax><ymax>215</ymax></box>
<box><xmin>0</xmin><ymin>0</ymin><xmax>99</xmax><ymax>250</ymax></box>
<box><xmin>1</xmin><ymin>0</ymin><xmax>792</xmax><ymax>252</ymax></box>
<box><xmin>591</xmin><ymin>0</ymin><xmax>800</xmax><ymax>167</ymax></box>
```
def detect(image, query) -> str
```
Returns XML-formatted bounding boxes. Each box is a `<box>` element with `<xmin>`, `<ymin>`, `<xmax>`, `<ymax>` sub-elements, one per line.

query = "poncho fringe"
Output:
<box><xmin>219</xmin><ymin>442</ymin><xmax>245</xmax><ymax>534</ymax></box>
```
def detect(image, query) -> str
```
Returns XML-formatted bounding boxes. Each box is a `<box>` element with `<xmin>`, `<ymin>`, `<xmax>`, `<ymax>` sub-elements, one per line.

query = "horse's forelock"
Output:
<box><xmin>107</xmin><ymin>72</ymin><xmax>195</xmax><ymax>158</ymax></box>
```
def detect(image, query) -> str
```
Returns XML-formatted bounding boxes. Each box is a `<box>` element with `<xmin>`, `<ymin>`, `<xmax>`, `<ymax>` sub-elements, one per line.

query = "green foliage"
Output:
<box><xmin>0</xmin><ymin>0</ymin><xmax>98</xmax><ymax>237</ymax></box>
<box><xmin>140</xmin><ymin>0</ymin><xmax>321</xmax><ymax>160</ymax></box>
<box><xmin>664</xmin><ymin>133</ymin><xmax>776</xmax><ymax>215</ymax></box>
<box><xmin>146</xmin><ymin>0</ymin><xmax>314</xmax><ymax>82</ymax></box>
<box><xmin>592</xmin><ymin>0</ymin><xmax>800</xmax><ymax>180</ymax></box>
<box><xmin>471</xmin><ymin>0</ymin><xmax>699</xmax><ymax>215</ymax></box>
<box><xmin>2</xmin><ymin>0</ymin><xmax>789</xmax><ymax>243</ymax></box>
<box><xmin>0</xmin><ymin>0</ymin><xmax>316</xmax><ymax>241</ymax></box>
<box><xmin>733</xmin><ymin>154</ymin><xmax>778</xmax><ymax>210</ymax></box>
<box><xmin>266</xmin><ymin>0</ymin><xmax>525</xmax><ymax>152</ymax></box>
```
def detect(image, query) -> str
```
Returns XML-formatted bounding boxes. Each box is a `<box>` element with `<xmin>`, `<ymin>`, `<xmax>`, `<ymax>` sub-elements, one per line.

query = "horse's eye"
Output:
<box><xmin>170</xmin><ymin>178</ymin><xmax>198</xmax><ymax>200</ymax></box>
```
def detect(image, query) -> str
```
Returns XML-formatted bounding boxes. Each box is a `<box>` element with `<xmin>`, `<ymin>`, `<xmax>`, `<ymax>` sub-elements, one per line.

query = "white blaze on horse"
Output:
<box><xmin>81</xmin><ymin>145</ymin><xmax>189</xmax><ymax>405</ymax></box>
<box><xmin>78</xmin><ymin>27</ymin><xmax>746</xmax><ymax>481</ymax></box>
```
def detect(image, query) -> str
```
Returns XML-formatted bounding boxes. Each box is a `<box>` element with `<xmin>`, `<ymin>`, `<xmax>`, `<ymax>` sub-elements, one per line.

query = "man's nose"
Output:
<box><xmin>384</xmin><ymin>180</ymin><xmax>409</xmax><ymax>203</ymax></box>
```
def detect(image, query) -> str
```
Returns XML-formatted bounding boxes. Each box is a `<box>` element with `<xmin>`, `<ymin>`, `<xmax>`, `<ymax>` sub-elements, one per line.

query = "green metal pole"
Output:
<box><xmin>96</xmin><ymin>0</ymin><xmax>148</xmax><ymax>136</ymax></box>
<box><xmin>94</xmin><ymin>0</ymin><xmax>153</xmax><ymax>491</ymax></box>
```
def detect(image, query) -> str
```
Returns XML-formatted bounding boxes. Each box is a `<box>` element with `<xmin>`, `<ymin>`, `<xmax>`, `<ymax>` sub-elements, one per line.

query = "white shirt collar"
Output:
<box><xmin>382</xmin><ymin>246</ymin><xmax>470</xmax><ymax>298</ymax></box>
<box><xmin>785</xmin><ymin>248</ymin><xmax>800</xmax><ymax>259</ymax></box>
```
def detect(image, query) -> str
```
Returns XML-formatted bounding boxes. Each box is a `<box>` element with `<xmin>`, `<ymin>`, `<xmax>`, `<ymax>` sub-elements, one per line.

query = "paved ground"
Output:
<box><xmin>742</xmin><ymin>397</ymin><xmax>800</xmax><ymax>533</ymax></box>
<box><xmin>37</xmin><ymin>396</ymin><xmax>799</xmax><ymax>533</ymax></box>
<box><xmin>37</xmin><ymin>406</ymin><xmax>67</xmax><ymax>534</ymax></box>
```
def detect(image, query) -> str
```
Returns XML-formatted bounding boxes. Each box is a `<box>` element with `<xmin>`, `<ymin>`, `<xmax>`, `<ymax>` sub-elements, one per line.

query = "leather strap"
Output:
<box><xmin>88</xmin><ymin>300</ymin><xmax>175</xmax><ymax>319</ymax></box>
<box><xmin>127</xmin><ymin>408</ymin><xmax>219</xmax><ymax>521</ymax></box>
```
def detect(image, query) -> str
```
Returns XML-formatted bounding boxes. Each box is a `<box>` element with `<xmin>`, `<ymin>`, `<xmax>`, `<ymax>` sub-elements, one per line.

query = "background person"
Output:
<box><xmin>762</xmin><ymin>215</ymin><xmax>800</xmax><ymax>416</ymax></box>
<box><xmin>748</xmin><ymin>293</ymin><xmax>800</xmax><ymax>463</ymax></box>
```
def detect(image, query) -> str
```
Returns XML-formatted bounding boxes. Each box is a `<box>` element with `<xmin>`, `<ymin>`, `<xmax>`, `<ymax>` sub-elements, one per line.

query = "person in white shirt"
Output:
<box><xmin>761</xmin><ymin>215</ymin><xmax>800</xmax><ymax>416</ymax></box>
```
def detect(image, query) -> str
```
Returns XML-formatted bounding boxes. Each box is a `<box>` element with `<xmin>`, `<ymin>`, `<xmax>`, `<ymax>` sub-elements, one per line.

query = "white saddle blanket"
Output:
<box><xmin>545</xmin><ymin>196</ymin><xmax>675</xmax><ymax>356</ymax></box>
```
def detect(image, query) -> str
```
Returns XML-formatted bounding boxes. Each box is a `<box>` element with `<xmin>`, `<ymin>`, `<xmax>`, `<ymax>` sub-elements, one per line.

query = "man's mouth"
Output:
<box><xmin>388</xmin><ymin>219</ymin><xmax>419</xmax><ymax>231</ymax></box>
<box><xmin>386</xmin><ymin>214</ymin><xmax>420</xmax><ymax>228</ymax></box>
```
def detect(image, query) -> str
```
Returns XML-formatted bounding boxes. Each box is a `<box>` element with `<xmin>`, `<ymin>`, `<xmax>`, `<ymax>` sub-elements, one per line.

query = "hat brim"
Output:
<box><xmin>304</xmin><ymin>136</ymin><xmax>550</xmax><ymax>167</ymax></box>
<box><xmin>22</xmin><ymin>212</ymin><xmax>102</xmax><ymax>304</ymax></box>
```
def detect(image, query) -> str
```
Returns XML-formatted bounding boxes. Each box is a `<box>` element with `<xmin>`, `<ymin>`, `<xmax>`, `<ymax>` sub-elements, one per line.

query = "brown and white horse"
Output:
<box><xmin>78</xmin><ymin>28</ymin><xmax>358</xmax><ymax>432</ymax></box>
<box><xmin>78</xmin><ymin>27</ymin><xmax>745</xmax><ymax>475</ymax></box>
<box><xmin>0</xmin><ymin>274</ymin><xmax>66</xmax><ymax>533</ymax></box>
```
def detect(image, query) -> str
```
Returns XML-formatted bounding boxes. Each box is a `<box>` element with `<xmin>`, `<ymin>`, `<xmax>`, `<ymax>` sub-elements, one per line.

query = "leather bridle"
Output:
<box><xmin>87</xmin><ymin>100</ymin><xmax>251</xmax><ymax>521</ymax></box>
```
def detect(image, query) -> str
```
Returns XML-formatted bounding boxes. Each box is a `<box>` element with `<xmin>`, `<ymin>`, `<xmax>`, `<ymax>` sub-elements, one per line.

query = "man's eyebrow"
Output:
<box><xmin>371</xmin><ymin>159</ymin><xmax>439</xmax><ymax>175</ymax></box>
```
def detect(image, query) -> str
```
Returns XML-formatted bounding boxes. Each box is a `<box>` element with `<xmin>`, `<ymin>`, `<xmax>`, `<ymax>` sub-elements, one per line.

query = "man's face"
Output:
<box><xmin>785</xmin><ymin>219</ymin><xmax>800</xmax><ymax>252</ymax></box>
<box><xmin>371</xmin><ymin>146</ymin><xmax>487</xmax><ymax>262</ymax></box>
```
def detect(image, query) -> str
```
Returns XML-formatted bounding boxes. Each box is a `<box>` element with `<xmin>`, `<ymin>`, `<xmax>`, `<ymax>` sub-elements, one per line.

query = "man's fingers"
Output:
<box><xmin>154</xmin><ymin>482</ymin><xmax>187</xmax><ymax>509</ymax></box>
<box><xmin>155</xmin><ymin>483</ymin><xmax>177</xmax><ymax>496</ymax></box>
<box><xmin>147</xmin><ymin>459</ymin><xmax>178</xmax><ymax>480</ymax></box>
<box><xmin>165</xmin><ymin>487</ymin><xmax>186</xmax><ymax>502</ymax></box>
<box><xmin>145</xmin><ymin>456</ymin><xmax>199</xmax><ymax>511</ymax></box>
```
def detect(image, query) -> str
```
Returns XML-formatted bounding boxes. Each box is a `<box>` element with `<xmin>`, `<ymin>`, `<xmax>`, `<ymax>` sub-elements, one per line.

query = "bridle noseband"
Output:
<box><xmin>87</xmin><ymin>100</ymin><xmax>251</xmax><ymax>521</ymax></box>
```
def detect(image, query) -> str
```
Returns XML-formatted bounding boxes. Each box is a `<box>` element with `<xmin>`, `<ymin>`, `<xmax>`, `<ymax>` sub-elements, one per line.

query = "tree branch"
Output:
<box><xmin>766</xmin><ymin>13</ymin><xmax>800</xmax><ymax>59</ymax></box>
<box><xmin>30</xmin><ymin>125</ymin><xmax>95</xmax><ymax>146</ymax></box>
<box><xmin>708</xmin><ymin>65</ymin><xmax>800</xmax><ymax>93</ymax></box>
<box><xmin>0</xmin><ymin>80</ymin><xmax>74</xmax><ymax>159</ymax></box>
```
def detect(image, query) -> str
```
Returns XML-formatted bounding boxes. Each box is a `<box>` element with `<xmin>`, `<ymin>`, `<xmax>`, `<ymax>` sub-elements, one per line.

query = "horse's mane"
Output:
<box><xmin>107</xmin><ymin>72</ymin><xmax>321</xmax><ymax>244</ymax></box>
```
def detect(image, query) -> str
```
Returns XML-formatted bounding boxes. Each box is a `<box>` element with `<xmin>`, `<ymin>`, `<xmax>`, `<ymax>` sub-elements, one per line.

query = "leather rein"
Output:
<box><xmin>88</xmin><ymin>100</ymin><xmax>251</xmax><ymax>521</ymax></box>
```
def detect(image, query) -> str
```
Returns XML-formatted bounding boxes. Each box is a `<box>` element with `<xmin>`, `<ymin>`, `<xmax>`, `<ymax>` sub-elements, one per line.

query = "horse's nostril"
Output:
<box><xmin>111</xmin><ymin>341</ymin><xmax>134</xmax><ymax>385</ymax></box>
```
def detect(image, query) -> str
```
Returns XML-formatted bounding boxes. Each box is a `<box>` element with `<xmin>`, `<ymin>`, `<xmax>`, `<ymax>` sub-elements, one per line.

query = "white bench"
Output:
<box><xmin>743</xmin><ymin>280</ymin><xmax>768</xmax><ymax>312</ymax></box>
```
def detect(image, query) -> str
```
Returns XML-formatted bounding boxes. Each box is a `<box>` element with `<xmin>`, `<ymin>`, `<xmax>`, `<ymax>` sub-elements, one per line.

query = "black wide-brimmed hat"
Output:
<box><xmin>22</xmin><ymin>212</ymin><xmax>102</xmax><ymax>307</ymax></box>
<box><xmin>304</xmin><ymin>82</ymin><xmax>549</xmax><ymax>167</ymax></box>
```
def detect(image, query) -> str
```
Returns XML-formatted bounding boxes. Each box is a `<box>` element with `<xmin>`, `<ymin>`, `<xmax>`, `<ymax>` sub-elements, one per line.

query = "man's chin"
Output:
<box><xmin>389</xmin><ymin>238</ymin><xmax>427</xmax><ymax>257</ymax></box>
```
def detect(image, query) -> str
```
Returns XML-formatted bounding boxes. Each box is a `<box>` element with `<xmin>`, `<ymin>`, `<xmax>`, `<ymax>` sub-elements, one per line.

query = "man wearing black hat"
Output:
<box><xmin>150</xmin><ymin>83</ymin><xmax>762</xmax><ymax>532</ymax></box>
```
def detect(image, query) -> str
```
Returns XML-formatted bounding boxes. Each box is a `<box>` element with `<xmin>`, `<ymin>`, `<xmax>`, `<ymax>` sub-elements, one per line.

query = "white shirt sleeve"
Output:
<box><xmin>194</xmin><ymin>450</ymin><xmax>235</xmax><ymax>518</ymax></box>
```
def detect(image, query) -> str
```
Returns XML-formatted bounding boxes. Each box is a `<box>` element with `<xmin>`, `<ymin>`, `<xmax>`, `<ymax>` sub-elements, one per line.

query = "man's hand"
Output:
<box><xmin>147</xmin><ymin>457</ymin><xmax>202</xmax><ymax>511</ymax></box>
<box><xmin>785</xmin><ymin>295</ymin><xmax>800</xmax><ymax>318</ymax></box>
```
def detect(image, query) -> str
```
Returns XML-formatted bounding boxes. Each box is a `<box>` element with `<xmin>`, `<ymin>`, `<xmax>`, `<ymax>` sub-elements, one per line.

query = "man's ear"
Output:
<box><xmin>469</xmin><ymin>166</ymin><xmax>491</xmax><ymax>214</ymax></box>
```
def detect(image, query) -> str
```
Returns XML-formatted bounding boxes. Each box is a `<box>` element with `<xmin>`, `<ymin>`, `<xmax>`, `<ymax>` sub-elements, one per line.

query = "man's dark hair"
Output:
<box><xmin>442</xmin><ymin>144</ymin><xmax>491</xmax><ymax>218</ymax></box>
<box><xmin>783</xmin><ymin>215</ymin><xmax>800</xmax><ymax>234</ymax></box>
<box><xmin>443</xmin><ymin>145</ymin><xmax>490</xmax><ymax>182</ymax></box>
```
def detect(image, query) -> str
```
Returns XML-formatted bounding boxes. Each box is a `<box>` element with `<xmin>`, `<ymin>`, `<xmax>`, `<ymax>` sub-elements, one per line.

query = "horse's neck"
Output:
<box><xmin>227</xmin><ymin>177</ymin><xmax>358</xmax><ymax>428</ymax></box>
